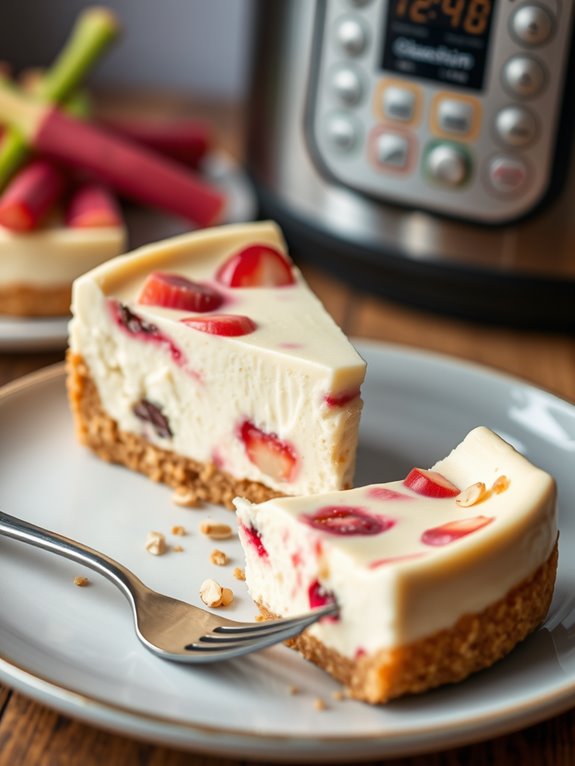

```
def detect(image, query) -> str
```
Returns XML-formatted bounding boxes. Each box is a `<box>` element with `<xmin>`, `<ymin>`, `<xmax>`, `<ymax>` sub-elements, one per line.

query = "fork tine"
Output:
<box><xmin>184</xmin><ymin>602</ymin><xmax>339</xmax><ymax>654</ymax></box>
<box><xmin>212</xmin><ymin>602</ymin><xmax>339</xmax><ymax>635</ymax></box>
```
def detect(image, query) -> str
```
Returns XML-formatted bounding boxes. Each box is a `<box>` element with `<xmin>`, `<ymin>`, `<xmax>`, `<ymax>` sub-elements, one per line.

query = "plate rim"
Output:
<box><xmin>1</xmin><ymin>342</ymin><xmax>574</xmax><ymax>760</ymax></box>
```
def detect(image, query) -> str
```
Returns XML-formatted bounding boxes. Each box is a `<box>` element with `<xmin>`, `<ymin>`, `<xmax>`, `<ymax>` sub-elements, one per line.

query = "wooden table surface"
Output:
<box><xmin>0</xmin><ymin>95</ymin><xmax>574</xmax><ymax>766</ymax></box>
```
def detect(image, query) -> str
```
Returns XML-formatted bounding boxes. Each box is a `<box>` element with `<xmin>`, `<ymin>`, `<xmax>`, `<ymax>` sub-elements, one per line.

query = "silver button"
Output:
<box><xmin>331</xmin><ymin>66</ymin><xmax>364</xmax><ymax>106</ymax></box>
<box><xmin>503</xmin><ymin>56</ymin><xmax>545</xmax><ymax>98</ymax></box>
<box><xmin>488</xmin><ymin>156</ymin><xmax>528</xmax><ymax>194</ymax></box>
<box><xmin>382</xmin><ymin>87</ymin><xmax>415</xmax><ymax>122</ymax></box>
<box><xmin>335</xmin><ymin>17</ymin><xmax>369</xmax><ymax>56</ymax></box>
<box><xmin>510</xmin><ymin>5</ymin><xmax>553</xmax><ymax>46</ymax></box>
<box><xmin>425</xmin><ymin>144</ymin><xmax>469</xmax><ymax>186</ymax></box>
<box><xmin>495</xmin><ymin>106</ymin><xmax>537</xmax><ymax>147</ymax></box>
<box><xmin>437</xmin><ymin>99</ymin><xmax>474</xmax><ymax>135</ymax></box>
<box><xmin>373</xmin><ymin>131</ymin><xmax>410</xmax><ymax>170</ymax></box>
<box><xmin>325</xmin><ymin>113</ymin><xmax>360</xmax><ymax>152</ymax></box>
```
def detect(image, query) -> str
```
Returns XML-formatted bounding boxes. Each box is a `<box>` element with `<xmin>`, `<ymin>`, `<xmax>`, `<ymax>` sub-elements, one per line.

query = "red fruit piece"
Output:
<box><xmin>109</xmin><ymin>300</ymin><xmax>186</xmax><ymax>366</ymax></box>
<box><xmin>239</xmin><ymin>420</ymin><xmax>297</xmax><ymax>482</ymax></box>
<box><xmin>367</xmin><ymin>487</ymin><xmax>411</xmax><ymax>502</ymax></box>
<box><xmin>308</xmin><ymin>580</ymin><xmax>338</xmax><ymax>621</ymax></box>
<box><xmin>324</xmin><ymin>388</ymin><xmax>361</xmax><ymax>408</ymax></box>
<box><xmin>181</xmin><ymin>314</ymin><xmax>257</xmax><ymax>337</ymax></box>
<box><xmin>239</xmin><ymin>523</ymin><xmax>268</xmax><ymax>559</ymax></box>
<box><xmin>421</xmin><ymin>516</ymin><xmax>494</xmax><ymax>546</ymax></box>
<box><xmin>404</xmin><ymin>467</ymin><xmax>460</xmax><ymax>498</ymax></box>
<box><xmin>216</xmin><ymin>244</ymin><xmax>295</xmax><ymax>287</ymax></box>
<box><xmin>138</xmin><ymin>272</ymin><xmax>223</xmax><ymax>312</ymax></box>
<box><xmin>132</xmin><ymin>399</ymin><xmax>172</xmax><ymax>439</ymax></box>
<box><xmin>302</xmin><ymin>506</ymin><xmax>394</xmax><ymax>536</ymax></box>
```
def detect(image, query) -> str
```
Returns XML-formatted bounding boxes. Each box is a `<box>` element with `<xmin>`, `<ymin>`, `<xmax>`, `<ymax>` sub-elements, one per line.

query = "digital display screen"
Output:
<box><xmin>381</xmin><ymin>0</ymin><xmax>496</xmax><ymax>90</ymax></box>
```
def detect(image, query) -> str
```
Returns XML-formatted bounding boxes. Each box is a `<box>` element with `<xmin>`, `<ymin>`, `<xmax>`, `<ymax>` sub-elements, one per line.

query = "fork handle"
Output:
<box><xmin>0</xmin><ymin>510</ymin><xmax>143</xmax><ymax>607</ymax></box>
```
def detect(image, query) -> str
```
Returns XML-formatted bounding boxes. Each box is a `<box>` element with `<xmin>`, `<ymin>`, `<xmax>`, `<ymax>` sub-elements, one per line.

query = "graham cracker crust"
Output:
<box><xmin>0</xmin><ymin>283</ymin><xmax>71</xmax><ymax>317</ymax></box>
<box><xmin>260</xmin><ymin>541</ymin><xmax>559</xmax><ymax>704</ymax></box>
<box><xmin>66</xmin><ymin>351</ymin><xmax>283</xmax><ymax>509</ymax></box>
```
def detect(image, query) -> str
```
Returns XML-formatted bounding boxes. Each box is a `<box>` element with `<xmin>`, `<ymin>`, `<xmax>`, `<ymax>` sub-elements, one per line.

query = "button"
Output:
<box><xmin>335</xmin><ymin>16</ymin><xmax>369</xmax><ymax>56</ymax></box>
<box><xmin>437</xmin><ymin>99</ymin><xmax>474</xmax><ymax>135</ymax></box>
<box><xmin>424</xmin><ymin>143</ymin><xmax>470</xmax><ymax>187</ymax></box>
<box><xmin>495</xmin><ymin>106</ymin><xmax>537</xmax><ymax>147</ymax></box>
<box><xmin>331</xmin><ymin>66</ymin><xmax>364</xmax><ymax>106</ymax></box>
<box><xmin>488</xmin><ymin>156</ymin><xmax>528</xmax><ymax>193</ymax></box>
<box><xmin>503</xmin><ymin>56</ymin><xmax>545</xmax><ymax>98</ymax></box>
<box><xmin>510</xmin><ymin>5</ymin><xmax>553</xmax><ymax>46</ymax></box>
<box><xmin>324</xmin><ymin>113</ymin><xmax>360</xmax><ymax>152</ymax></box>
<box><xmin>373</xmin><ymin>131</ymin><xmax>410</xmax><ymax>170</ymax></box>
<box><xmin>382</xmin><ymin>87</ymin><xmax>416</xmax><ymax>122</ymax></box>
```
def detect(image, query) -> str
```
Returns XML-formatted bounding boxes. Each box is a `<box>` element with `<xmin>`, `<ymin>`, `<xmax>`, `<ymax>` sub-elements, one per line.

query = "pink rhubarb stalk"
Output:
<box><xmin>66</xmin><ymin>182</ymin><xmax>122</xmax><ymax>228</ymax></box>
<box><xmin>0</xmin><ymin>159</ymin><xmax>66</xmax><ymax>231</ymax></box>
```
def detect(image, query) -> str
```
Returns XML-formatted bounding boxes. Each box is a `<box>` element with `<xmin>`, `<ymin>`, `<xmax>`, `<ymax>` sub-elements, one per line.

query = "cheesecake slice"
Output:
<box><xmin>67</xmin><ymin>221</ymin><xmax>366</xmax><ymax>506</ymax></box>
<box><xmin>0</xmin><ymin>218</ymin><xmax>126</xmax><ymax>317</ymax></box>
<box><xmin>235</xmin><ymin>427</ymin><xmax>558</xmax><ymax>703</ymax></box>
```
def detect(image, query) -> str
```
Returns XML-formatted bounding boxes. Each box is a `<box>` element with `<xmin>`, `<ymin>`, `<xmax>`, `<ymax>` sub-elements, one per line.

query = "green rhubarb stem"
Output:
<box><xmin>0</xmin><ymin>6</ymin><xmax>119</xmax><ymax>189</ymax></box>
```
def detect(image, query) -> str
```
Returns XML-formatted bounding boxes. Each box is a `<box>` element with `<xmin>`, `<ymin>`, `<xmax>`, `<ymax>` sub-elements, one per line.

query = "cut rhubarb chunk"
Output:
<box><xmin>216</xmin><ymin>244</ymin><xmax>295</xmax><ymax>287</ymax></box>
<box><xmin>66</xmin><ymin>183</ymin><xmax>122</xmax><ymax>228</ymax></box>
<box><xmin>0</xmin><ymin>159</ymin><xmax>66</xmax><ymax>231</ymax></box>
<box><xmin>404</xmin><ymin>467</ymin><xmax>460</xmax><ymax>498</ymax></box>
<box><xmin>302</xmin><ymin>506</ymin><xmax>394</xmax><ymax>536</ymax></box>
<box><xmin>239</xmin><ymin>523</ymin><xmax>268</xmax><ymax>559</ymax></box>
<box><xmin>421</xmin><ymin>516</ymin><xmax>494</xmax><ymax>546</ymax></box>
<box><xmin>239</xmin><ymin>420</ymin><xmax>297</xmax><ymax>482</ymax></box>
<box><xmin>180</xmin><ymin>313</ymin><xmax>256</xmax><ymax>337</ymax></box>
<box><xmin>138</xmin><ymin>272</ymin><xmax>223</xmax><ymax>312</ymax></box>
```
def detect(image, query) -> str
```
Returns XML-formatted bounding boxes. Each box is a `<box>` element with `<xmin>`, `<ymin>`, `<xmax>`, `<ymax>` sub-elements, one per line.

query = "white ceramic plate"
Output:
<box><xmin>1</xmin><ymin>341</ymin><xmax>574</xmax><ymax>762</ymax></box>
<box><xmin>0</xmin><ymin>151</ymin><xmax>256</xmax><ymax>352</ymax></box>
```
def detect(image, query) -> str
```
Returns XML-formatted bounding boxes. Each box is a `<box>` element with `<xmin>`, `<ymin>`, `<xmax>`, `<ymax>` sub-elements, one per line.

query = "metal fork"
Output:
<box><xmin>0</xmin><ymin>511</ymin><xmax>338</xmax><ymax>663</ymax></box>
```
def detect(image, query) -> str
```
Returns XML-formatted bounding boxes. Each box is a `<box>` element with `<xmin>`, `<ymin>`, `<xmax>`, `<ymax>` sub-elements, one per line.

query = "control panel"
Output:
<box><xmin>307</xmin><ymin>0</ymin><xmax>574</xmax><ymax>223</ymax></box>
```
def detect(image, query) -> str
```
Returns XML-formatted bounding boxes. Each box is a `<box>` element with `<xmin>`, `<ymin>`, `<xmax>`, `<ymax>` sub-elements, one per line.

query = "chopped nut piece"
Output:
<box><xmin>233</xmin><ymin>567</ymin><xmax>246</xmax><ymax>581</ymax></box>
<box><xmin>492</xmin><ymin>475</ymin><xmax>510</xmax><ymax>494</ymax></box>
<box><xmin>171</xmin><ymin>525</ymin><xmax>186</xmax><ymax>536</ymax></box>
<box><xmin>288</xmin><ymin>685</ymin><xmax>300</xmax><ymax>695</ymax></box>
<box><xmin>255</xmin><ymin>613</ymin><xmax>266</xmax><ymax>622</ymax></box>
<box><xmin>220</xmin><ymin>587</ymin><xmax>234</xmax><ymax>606</ymax></box>
<box><xmin>199</xmin><ymin>578</ymin><xmax>224</xmax><ymax>607</ymax></box>
<box><xmin>73</xmin><ymin>576</ymin><xmax>89</xmax><ymax>587</ymax></box>
<box><xmin>314</xmin><ymin>697</ymin><xmax>327</xmax><ymax>711</ymax></box>
<box><xmin>331</xmin><ymin>689</ymin><xmax>345</xmax><ymax>701</ymax></box>
<box><xmin>145</xmin><ymin>530</ymin><xmax>167</xmax><ymax>556</ymax></box>
<box><xmin>210</xmin><ymin>548</ymin><xmax>229</xmax><ymax>566</ymax></box>
<box><xmin>200</xmin><ymin>521</ymin><xmax>233</xmax><ymax>540</ymax></box>
<box><xmin>173</xmin><ymin>545</ymin><xmax>184</xmax><ymax>553</ymax></box>
<box><xmin>456</xmin><ymin>481</ymin><xmax>487</xmax><ymax>508</ymax></box>
<box><xmin>171</xmin><ymin>487</ymin><xmax>201</xmax><ymax>508</ymax></box>
<box><xmin>199</xmin><ymin>579</ymin><xmax>233</xmax><ymax>608</ymax></box>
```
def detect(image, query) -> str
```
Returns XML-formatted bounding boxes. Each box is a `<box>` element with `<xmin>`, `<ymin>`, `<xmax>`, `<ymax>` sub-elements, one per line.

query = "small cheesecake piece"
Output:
<box><xmin>0</xmin><ymin>217</ymin><xmax>126</xmax><ymax>316</ymax></box>
<box><xmin>235</xmin><ymin>427</ymin><xmax>558</xmax><ymax>704</ymax></box>
<box><xmin>67</xmin><ymin>221</ymin><xmax>366</xmax><ymax>506</ymax></box>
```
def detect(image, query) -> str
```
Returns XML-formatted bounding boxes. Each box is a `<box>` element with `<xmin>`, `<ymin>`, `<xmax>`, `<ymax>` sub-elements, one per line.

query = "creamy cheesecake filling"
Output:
<box><xmin>235</xmin><ymin>427</ymin><xmax>557</xmax><ymax>657</ymax></box>
<box><xmin>0</xmin><ymin>223</ymin><xmax>126</xmax><ymax>287</ymax></box>
<box><xmin>68</xmin><ymin>222</ymin><xmax>366</xmax><ymax>495</ymax></box>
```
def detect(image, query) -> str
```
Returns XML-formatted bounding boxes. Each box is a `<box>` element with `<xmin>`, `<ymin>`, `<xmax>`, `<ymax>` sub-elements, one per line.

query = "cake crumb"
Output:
<box><xmin>199</xmin><ymin>579</ymin><xmax>233</xmax><ymax>608</ymax></box>
<box><xmin>288</xmin><ymin>685</ymin><xmax>300</xmax><ymax>695</ymax></box>
<box><xmin>314</xmin><ymin>697</ymin><xmax>327</xmax><ymax>711</ymax></box>
<box><xmin>73</xmin><ymin>576</ymin><xmax>90</xmax><ymax>587</ymax></box>
<box><xmin>171</xmin><ymin>487</ymin><xmax>201</xmax><ymax>508</ymax></box>
<box><xmin>145</xmin><ymin>530</ymin><xmax>167</xmax><ymax>556</ymax></box>
<box><xmin>200</xmin><ymin>521</ymin><xmax>233</xmax><ymax>540</ymax></box>
<box><xmin>210</xmin><ymin>548</ymin><xmax>229</xmax><ymax>566</ymax></box>
<box><xmin>171</xmin><ymin>525</ymin><xmax>186</xmax><ymax>536</ymax></box>
<box><xmin>233</xmin><ymin>567</ymin><xmax>246</xmax><ymax>581</ymax></box>
<box><xmin>173</xmin><ymin>544</ymin><xmax>184</xmax><ymax>553</ymax></box>
<box><xmin>255</xmin><ymin>614</ymin><xmax>266</xmax><ymax>622</ymax></box>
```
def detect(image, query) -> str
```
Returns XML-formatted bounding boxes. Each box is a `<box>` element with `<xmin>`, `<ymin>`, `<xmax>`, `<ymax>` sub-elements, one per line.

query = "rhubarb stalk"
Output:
<box><xmin>66</xmin><ymin>182</ymin><xmax>122</xmax><ymax>228</ymax></box>
<box><xmin>0</xmin><ymin>159</ymin><xmax>66</xmax><ymax>231</ymax></box>
<box><xmin>0</xmin><ymin>83</ymin><xmax>226</xmax><ymax>227</ymax></box>
<box><xmin>0</xmin><ymin>7</ymin><xmax>120</xmax><ymax>188</ymax></box>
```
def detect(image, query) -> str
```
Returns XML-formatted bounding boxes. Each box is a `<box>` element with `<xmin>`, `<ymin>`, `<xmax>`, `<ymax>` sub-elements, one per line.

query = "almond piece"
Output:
<box><xmin>199</xmin><ymin>578</ymin><xmax>224</xmax><ymax>607</ymax></box>
<box><xmin>145</xmin><ymin>530</ymin><xmax>167</xmax><ymax>556</ymax></box>
<box><xmin>492</xmin><ymin>475</ymin><xmax>510</xmax><ymax>494</ymax></box>
<box><xmin>200</xmin><ymin>521</ymin><xmax>233</xmax><ymax>540</ymax></box>
<box><xmin>210</xmin><ymin>548</ymin><xmax>229</xmax><ymax>566</ymax></box>
<box><xmin>456</xmin><ymin>481</ymin><xmax>487</xmax><ymax>507</ymax></box>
